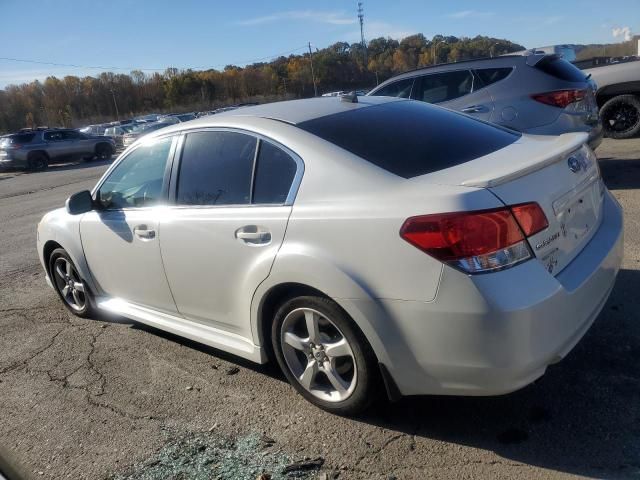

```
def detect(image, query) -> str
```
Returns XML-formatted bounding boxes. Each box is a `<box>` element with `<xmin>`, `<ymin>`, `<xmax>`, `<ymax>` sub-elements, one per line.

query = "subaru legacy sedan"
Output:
<box><xmin>37</xmin><ymin>97</ymin><xmax>622</xmax><ymax>415</ymax></box>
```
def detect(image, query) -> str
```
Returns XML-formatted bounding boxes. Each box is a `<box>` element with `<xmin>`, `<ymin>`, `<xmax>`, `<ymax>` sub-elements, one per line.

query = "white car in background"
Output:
<box><xmin>37</xmin><ymin>97</ymin><xmax>623</xmax><ymax>415</ymax></box>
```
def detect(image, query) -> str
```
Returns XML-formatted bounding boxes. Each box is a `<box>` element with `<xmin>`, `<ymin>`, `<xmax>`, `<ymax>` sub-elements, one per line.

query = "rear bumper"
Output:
<box><xmin>376</xmin><ymin>191</ymin><xmax>623</xmax><ymax>396</ymax></box>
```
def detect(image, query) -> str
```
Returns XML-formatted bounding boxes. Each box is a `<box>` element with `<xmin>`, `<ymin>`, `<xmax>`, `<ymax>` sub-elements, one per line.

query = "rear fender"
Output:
<box><xmin>250</xmin><ymin>245</ymin><xmax>418</xmax><ymax>371</ymax></box>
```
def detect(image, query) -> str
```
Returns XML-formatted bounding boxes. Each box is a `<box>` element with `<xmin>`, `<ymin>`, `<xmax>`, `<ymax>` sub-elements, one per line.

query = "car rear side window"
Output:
<box><xmin>370</xmin><ymin>78</ymin><xmax>414</xmax><ymax>98</ymax></box>
<box><xmin>475</xmin><ymin>68</ymin><xmax>513</xmax><ymax>86</ymax></box>
<box><xmin>413</xmin><ymin>70</ymin><xmax>474</xmax><ymax>103</ymax></box>
<box><xmin>177</xmin><ymin>131</ymin><xmax>256</xmax><ymax>206</ymax></box>
<box><xmin>536</xmin><ymin>57</ymin><xmax>586</xmax><ymax>82</ymax></box>
<box><xmin>297</xmin><ymin>100</ymin><xmax>520</xmax><ymax>179</ymax></box>
<box><xmin>252</xmin><ymin>141</ymin><xmax>298</xmax><ymax>204</ymax></box>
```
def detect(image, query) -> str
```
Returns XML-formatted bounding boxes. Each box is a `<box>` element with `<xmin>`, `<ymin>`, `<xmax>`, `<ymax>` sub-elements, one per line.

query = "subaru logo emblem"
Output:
<box><xmin>567</xmin><ymin>156</ymin><xmax>581</xmax><ymax>173</ymax></box>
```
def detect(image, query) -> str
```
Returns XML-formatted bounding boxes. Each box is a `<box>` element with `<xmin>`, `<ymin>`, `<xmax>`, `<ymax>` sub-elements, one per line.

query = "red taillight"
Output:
<box><xmin>531</xmin><ymin>89</ymin><xmax>586</xmax><ymax>108</ymax></box>
<box><xmin>510</xmin><ymin>202</ymin><xmax>548</xmax><ymax>236</ymax></box>
<box><xmin>400</xmin><ymin>204</ymin><xmax>548</xmax><ymax>273</ymax></box>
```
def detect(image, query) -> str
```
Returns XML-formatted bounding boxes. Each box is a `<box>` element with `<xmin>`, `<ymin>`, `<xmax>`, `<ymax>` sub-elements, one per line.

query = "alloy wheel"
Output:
<box><xmin>280</xmin><ymin>307</ymin><xmax>357</xmax><ymax>402</ymax></box>
<box><xmin>605</xmin><ymin>104</ymin><xmax>640</xmax><ymax>134</ymax></box>
<box><xmin>52</xmin><ymin>257</ymin><xmax>86</xmax><ymax>311</ymax></box>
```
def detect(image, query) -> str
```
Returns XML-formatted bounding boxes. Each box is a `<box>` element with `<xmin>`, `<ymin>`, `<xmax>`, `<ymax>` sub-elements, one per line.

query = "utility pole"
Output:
<box><xmin>110</xmin><ymin>88</ymin><xmax>120</xmax><ymax>120</ymax></box>
<box><xmin>308</xmin><ymin>42</ymin><xmax>318</xmax><ymax>97</ymax></box>
<box><xmin>358</xmin><ymin>2</ymin><xmax>367</xmax><ymax>67</ymax></box>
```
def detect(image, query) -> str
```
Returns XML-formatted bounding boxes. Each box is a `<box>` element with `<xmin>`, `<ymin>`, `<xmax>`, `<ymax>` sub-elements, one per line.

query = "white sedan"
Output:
<box><xmin>37</xmin><ymin>96</ymin><xmax>623</xmax><ymax>415</ymax></box>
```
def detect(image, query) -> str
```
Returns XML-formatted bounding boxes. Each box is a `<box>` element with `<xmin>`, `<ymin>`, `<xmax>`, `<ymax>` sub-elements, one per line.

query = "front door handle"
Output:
<box><xmin>461</xmin><ymin>104</ymin><xmax>487</xmax><ymax>113</ymax></box>
<box><xmin>133</xmin><ymin>224</ymin><xmax>156</xmax><ymax>240</ymax></box>
<box><xmin>235</xmin><ymin>226</ymin><xmax>271</xmax><ymax>245</ymax></box>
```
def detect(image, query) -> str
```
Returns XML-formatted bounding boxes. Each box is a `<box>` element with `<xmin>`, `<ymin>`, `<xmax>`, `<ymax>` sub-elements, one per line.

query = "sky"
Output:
<box><xmin>0</xmin><ymin>0</ymin><xmax>638</xmax><ymax>88</ymax></box>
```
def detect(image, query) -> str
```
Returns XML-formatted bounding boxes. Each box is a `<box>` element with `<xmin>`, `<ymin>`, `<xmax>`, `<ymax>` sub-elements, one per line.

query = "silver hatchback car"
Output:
<box><xmin>368</xmin><ymin>54</ymin><xmax>603</xmax><ymax>149</ymax></box>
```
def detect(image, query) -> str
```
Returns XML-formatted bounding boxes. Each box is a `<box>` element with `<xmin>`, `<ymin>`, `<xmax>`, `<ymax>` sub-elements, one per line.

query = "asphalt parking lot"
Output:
<box><xmin>1</xmin><ymin>138</ymin><xmax>639</xmax><ymax>480</ymax></box>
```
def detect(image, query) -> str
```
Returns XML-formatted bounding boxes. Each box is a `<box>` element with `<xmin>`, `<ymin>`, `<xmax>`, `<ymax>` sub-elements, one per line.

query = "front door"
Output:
<box><xmin>80</xmin><ymin>135</ymin><xmax>178</xmax><ymax>314</ymax></box>
<box><xmin>159</xmin><ymin>130</ymin><xmax>302</xmax><ymax>338</ymax></box>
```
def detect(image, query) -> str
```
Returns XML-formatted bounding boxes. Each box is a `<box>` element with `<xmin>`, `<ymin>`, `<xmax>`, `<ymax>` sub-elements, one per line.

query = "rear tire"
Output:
<box><xmin>48</xmin><ymin>248</ymin><xmax>96</xmax><ymax>318</ymax></box>
<box><xmin>94</xmin><ymin>143</ymin><xmax>113</xmax><ymax>161</ymax></box>
<box><xmin>600</xmin><ymin>95</ymin><xmax>640</xmax><ymax>139</ymax></box>
<box><xmin>28</xmin><ymin>152</ymin><xmax>48</xmax><ymax>171</ymax></box>
<box><xmin>271</xmin><ymin>295</ymin><xmax>380</xmax><ymax>415</ymax></box>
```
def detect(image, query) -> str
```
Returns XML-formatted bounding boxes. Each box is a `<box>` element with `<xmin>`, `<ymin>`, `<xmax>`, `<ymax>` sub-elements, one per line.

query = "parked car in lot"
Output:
<box><xmin>158</xmin><ymin>113</ymin><xmax>198</xmax><ymax>124</ymax></box>
<box><xmin>368</xmin><ymin>54</ymin><xmax>602</xmax><ymax>149</ymax></box>
<box><xmin>79</xmin><ymin>124</ymin><xmax>109</xmax><ymax>136</ymax></box>
<box><xmin>0</xmin><ymin>128</ymin><xmax>115</xmax><ymax>170</ymax></box>
<box><xmin>104</xmin><ymin>125</ymin><xmax>136</xmax><ymax>147</ymax></box>
<box><xmin>122</xmin><ymin>122</ymin><xmax>170</xmax><ymax>147</ymax></box>
<box><xmin>583</xmin><ymin>59</ymin><xmax>640</xmax><ymax>139</ymax></box>
<box><xmin>37</xmin><ymin>97</ymin><xmax>622</xmax><ymax>414</ymax></box>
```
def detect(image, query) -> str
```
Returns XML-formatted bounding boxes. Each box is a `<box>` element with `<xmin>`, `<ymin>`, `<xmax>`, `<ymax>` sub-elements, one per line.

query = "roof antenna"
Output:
<box><xmin>340</xmin><ymin>91</ymin><xmax>358</xmax><ymax>103</ymax></box>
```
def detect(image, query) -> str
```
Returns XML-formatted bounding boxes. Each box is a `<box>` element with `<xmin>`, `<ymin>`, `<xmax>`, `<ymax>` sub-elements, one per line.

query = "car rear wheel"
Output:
<box><xmin>28</xmin><ymin>153</ymin><xmax>48</xmax><ymax>171</ymax></box>
<box><xmin>49</xmin><ymin>248</ymin><xmax>95</xmax><ymax>318</ymax></box>
<box><xmin>272</xmin><ymin>295</ymin><xmax>379</xmax><ymax>415</ymax></box>
<box><xmin>95</xmin><ymin>143</ymin><xmax>113</xmax><ymax>161</ymax></box>
<box><xmin>601</xmin><ymin>95</ymin><xmax>640</xmax><ymax>139</ymax></box>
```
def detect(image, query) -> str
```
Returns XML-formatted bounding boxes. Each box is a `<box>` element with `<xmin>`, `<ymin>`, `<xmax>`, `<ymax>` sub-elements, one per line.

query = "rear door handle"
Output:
<box><xmin>133</xmin><ymin>224</ymin><xmax>156</xmax><ymax>240</ymax></box>
<box><xmin>461</xmin><ymin>105</ymin><xmax>487</xmax><ymax>113</ymax></box>
<box><xmin>235</xmin><ymin>226</ymin><xmax>271</xmax><ymax>245</ymax></box>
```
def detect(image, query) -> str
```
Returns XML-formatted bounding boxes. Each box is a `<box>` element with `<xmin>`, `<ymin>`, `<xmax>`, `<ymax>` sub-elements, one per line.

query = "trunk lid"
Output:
<box><xmin>421</xmin><ymin>133</ymin><xmax>604</xmax><ymax>275</ymax></box>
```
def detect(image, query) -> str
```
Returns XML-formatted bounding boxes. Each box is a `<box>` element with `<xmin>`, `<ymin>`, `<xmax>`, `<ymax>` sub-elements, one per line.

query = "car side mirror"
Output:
<box><xmin>66</xmin><ymin>190</ymin><xmax>94</xmax><ymax>215</ymax></box>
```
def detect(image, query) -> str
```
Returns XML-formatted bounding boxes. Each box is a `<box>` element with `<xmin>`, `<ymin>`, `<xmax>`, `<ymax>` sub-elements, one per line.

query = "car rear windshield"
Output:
<box><xmin>536</xmin><ymin>57</ymin><xmax>586</xmax><ymax>82</ymax></box>
<box><xmin>296</xmin><ymin>100</ymin><xmax>520</xmax><ymax>179</ymax></box>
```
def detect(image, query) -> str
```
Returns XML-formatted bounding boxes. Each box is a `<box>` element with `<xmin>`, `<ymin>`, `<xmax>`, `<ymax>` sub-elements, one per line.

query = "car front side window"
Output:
<box><xmin>97</xmin><ymin>136</ymin><xmax>173</xmax><ymax>209</ymax></box>
<box><xmin>370</xmin><ymin>77</ymin><xmax>414</xmax><ymax>98</ymax></box>
<box><xmin>413</xmin><ymin>70</ymin><xmax>474</xmax><ymax>104</ymax></box>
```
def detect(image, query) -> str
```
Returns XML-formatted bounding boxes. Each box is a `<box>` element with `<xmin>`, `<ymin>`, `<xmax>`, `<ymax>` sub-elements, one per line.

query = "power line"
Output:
<box><xmin>0</xmin><ymin>45</ymin><xmax>309</xmax><ymax>73</ymax></box>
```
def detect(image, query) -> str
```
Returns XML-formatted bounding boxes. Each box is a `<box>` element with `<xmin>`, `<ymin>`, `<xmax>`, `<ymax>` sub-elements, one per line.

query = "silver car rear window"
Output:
<box><xmin>297</xmin><ymin>100</ymin><xmax>520</xmax><ymax>179</ymax></box>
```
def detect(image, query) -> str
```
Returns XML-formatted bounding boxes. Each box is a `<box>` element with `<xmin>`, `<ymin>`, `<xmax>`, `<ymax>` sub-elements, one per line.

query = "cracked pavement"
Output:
<box><xmin>1</xmin><ymin>139</ymin><xmax>640</xmax><ymax>479</ymax></box>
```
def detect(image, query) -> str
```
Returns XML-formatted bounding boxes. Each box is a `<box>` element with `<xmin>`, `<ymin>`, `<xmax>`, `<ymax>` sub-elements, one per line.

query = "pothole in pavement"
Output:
<box><xmin>112</xmin><ymin>430</ymin><xmax>324</xmax><ymax>480</ymax></box>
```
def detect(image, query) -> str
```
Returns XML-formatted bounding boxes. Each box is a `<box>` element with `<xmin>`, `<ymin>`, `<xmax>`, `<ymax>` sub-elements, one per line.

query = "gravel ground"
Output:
<box><xmin>1</xmin><ymin>138</ymin><xmax>639</xmax><ymax>480</ymax></box>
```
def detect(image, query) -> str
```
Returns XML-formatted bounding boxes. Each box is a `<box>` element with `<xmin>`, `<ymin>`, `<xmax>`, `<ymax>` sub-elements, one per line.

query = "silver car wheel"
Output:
<box><xmin>52</xmin><ymin>257</ymin><xmax>86</xmax><ymax>312</ymax></box>
<box><xmin>280</xmin><ymin>307</ymin><xmax>357</xmax><ymax>402</ymax></box>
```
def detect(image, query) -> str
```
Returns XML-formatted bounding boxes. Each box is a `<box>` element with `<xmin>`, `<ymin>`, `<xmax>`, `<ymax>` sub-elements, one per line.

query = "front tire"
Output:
<box><xmin>94</xmin><ymin>143</ymin><xmax>113</xmax><ymax>161</ymax></box>
<box><xmin>600</xmin><ymin>95</ymin><xmax>640</xmax><ymax>139</ymax></box>
<box><xmin>271</xmin><ymin>296</ymin><xmax>379</xmax><ymax>415</ymax></box>
<box><xmin>49</xmin><ymin>248</ymin><xmax>95</xmax><ymax>318</ymax></box>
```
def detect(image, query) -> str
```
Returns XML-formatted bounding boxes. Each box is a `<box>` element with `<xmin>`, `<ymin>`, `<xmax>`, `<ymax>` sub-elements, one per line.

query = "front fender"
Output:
<box><xmin>37</xmin><ymin>209</ymin><xmax>97</xmax><ymax>295</ymax></box>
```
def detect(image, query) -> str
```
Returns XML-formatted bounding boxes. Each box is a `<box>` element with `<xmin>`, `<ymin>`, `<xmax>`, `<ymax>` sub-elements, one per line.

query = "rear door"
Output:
<box><xmin>159</xmin><ymin>130</ymin><xmax>302</xmax><ymax>338</ymax></box>
<box><xmin>411</xmin><ymin>69</ymin><xmax>494</xmax><ymax>121</ymax></box>
<box><xmin>43</xmin><ymin>131</ymin><xmax>67</xmax><ymax>159</ymax></box>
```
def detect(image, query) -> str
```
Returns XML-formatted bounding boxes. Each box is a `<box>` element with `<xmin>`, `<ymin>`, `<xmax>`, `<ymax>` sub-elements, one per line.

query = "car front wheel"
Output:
<box><xmin>272</xmin><ymin>295</ymin><xmax>380</xmax><ymax>415</ymax></box>
<box><xmin>49</xmin><ymin>248</ymin><xmax>95</xmax><ymax>318</ymax></box>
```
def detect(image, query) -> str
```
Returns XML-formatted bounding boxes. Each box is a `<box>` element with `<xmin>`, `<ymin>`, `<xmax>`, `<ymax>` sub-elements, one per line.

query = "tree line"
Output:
<box><xmin>0</xmin><ymin>34</ymin><xmax>525</xmax><ymax>133</ymax></box>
